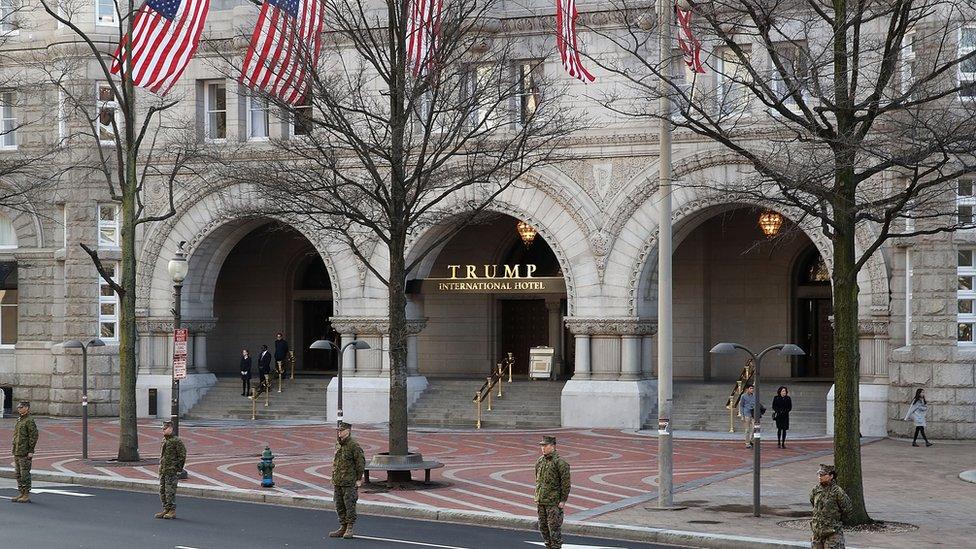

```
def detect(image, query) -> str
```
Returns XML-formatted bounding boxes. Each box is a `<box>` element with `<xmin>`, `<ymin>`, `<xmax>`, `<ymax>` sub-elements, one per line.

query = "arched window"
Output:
<box><xmin>0</xmin><ymin>262</ymin><xmax>17</xmax><ymax>345</ymax></box>
<box><xmin>0</xmin><ymin>213</ymin><xmax>17</xmax><ymax>249</ymax></box>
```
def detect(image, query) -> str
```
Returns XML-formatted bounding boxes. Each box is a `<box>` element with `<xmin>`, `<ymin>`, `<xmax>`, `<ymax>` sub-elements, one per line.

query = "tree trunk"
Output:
<box><xmin>831</xmin><ymin>215</ymin><xmax>871</xmax><ymax>524</ymax></box>
<box><xmin>387</xmin><ymin>226</ymin><xmax>410</xmax><ymax>474</ymax></box>
<box><xmin>117</xmin><ymin>146</ymin><xmax>140</xmax><ymax>462</ymax></box>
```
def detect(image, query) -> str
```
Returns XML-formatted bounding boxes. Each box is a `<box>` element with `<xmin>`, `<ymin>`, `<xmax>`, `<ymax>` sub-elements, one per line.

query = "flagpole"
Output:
<box><xmin>656</xmin><ymin>0</ymin><xmax>675</xmax><ymax>509</ymax></box>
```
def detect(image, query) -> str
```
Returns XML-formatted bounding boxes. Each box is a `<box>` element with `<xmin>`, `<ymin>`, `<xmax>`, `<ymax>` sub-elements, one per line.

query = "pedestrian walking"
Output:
<box><xmin>535</xmin><ymin>435</ymin><xmax>570</xmax><ymax>549</ymax></box>
<box><xmin>240</xmin><ymin>349</ymin><xmax>253</xmax><ymax>396</ymax></box>
<box><xmin>274</xmin><ymin>332</ymin><xmax>289</xmax><ymax>377</ymax></box>
<box><xmin>329</xmin><ymin>421</ymin><xmax>365</xmax><ymax>539</ymax></box>
<box><xmin>773</xmin><ymin>386</ymin><xmax>792</xmax><ymax>448</ymax></box>
<box><xmin>154</xmin><ymin>420</ymin><xmax>187</xmax><ymax>519</ymax></box>
<box><xmin>904</xmin><ymin>388</ymin><xmax>933</xmax><ymax>447</ymax></box>
<box><xmin>810</xmin><ymin>464</ymin><xmax>852</xmax><ymax>549</ymax></box>
<box><xmin>739</xmin><ymin>384</ymin><xmax>762</xmax><ymax>448</ymax></box>
<box><xmin>257</xmin><ymin>345</ymin><xmax>272</xmax><ymax>392</ymax></box>
<box><xmin>11</xmin><ymin>401</ymin><xmax>38</xmax><ymax>503</ymax></box>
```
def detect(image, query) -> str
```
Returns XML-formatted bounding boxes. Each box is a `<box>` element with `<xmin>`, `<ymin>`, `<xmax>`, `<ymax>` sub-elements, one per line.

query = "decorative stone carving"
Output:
<box><xmin>136</xmin><ymin>317</ymin><xmax>217</xmax><ymax>335</ymax></box>
<box><xmin>564</xmin><ymin>317</ymin><xmax>658</xmax><ymax>336</ymax></box>
<box><xmin>858</xmin><ymin>319</ymin><xmax>890</xmax><ymax>337</ymax></box>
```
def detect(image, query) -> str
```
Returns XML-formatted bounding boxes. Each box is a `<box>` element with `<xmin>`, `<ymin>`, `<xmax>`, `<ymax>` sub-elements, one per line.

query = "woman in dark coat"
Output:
<box><xmin>240</xmin><ymin>349</ymin><xmax>253</xmax><ymax>396</ymax></box>
<box><xmin>772</xmin><ymin>386</ymin><xmax>792</xmax><ymax>448</ymax></box>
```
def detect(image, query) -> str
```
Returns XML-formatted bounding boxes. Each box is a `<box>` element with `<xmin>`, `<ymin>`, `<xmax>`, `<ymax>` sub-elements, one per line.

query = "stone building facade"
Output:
<box><xmin>0</xmin><ymin>1</ymin><xmax>972</xmax><ymax>437</ymax></box>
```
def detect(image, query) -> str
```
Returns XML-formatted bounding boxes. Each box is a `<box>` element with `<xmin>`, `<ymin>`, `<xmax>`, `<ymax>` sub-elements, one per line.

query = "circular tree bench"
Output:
<box><xmin>365</xmin><ymin>452</ymin><xmax>444</xmax><ymax>484</ymax></box>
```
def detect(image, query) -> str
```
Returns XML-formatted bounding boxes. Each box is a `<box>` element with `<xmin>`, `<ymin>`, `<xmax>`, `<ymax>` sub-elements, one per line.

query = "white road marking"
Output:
<box><xmin>525</xmin><ymin>542</ymin><xmax>625</xmax><ymax>549</ymax></box>
<box><xmin>31</xmin><ymin>488</ymin><xmax>94</xmax><ymax>497</ymax></box>
<box><xmin>175</xmin><ymin>546</ymin><xmax>203</xmax><ymax>549</ymax></box>
<box><xmin>354</xmin><ymin>536</ymin><xmax>472</xmax><ymax>548</ymax></box>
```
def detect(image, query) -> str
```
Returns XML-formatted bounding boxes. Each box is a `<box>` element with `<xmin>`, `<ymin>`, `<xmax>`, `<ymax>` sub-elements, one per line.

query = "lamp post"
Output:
<box><xmin>63</xmin><ymin>338</ymin><xmax>106</xmax><ymax>460</ymax></box>
<box><xmin>309</xmin><ymin>339</ymin><xmax>371</xmax><ymax>425</ymax></box>
<box><xmin>167</xmin><ymin>245</ymin><xmax>188</xmax><ymax>437</ymax></box>
<box><xmin>710</xmin><ymin>342</ymin><xmax>805</xmax><ymax>517</ymax></box>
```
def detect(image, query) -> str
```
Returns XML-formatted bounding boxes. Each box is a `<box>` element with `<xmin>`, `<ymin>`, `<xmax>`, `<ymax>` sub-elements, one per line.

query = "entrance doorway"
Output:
<box><xmin>500</xmin><ymin>299</ymin><xmax>548</xmax><ymax>376</ymax></box>
<box><xmin>301</xmin><ymin>301</ymin><xmax>337</xmax><ymax>372</ymax></box>
<box><xmin>794</xmin><ymin>249</ymin><xmax>834</xmax><ymax>378</ymax></box>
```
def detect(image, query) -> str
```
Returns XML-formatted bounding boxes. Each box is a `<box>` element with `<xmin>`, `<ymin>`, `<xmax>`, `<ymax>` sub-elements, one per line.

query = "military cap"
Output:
<box><xmin>16</xmin><ymin>400</ymin><xmax>29</xmax><ymax>408</ymax></box>
<box><xmin>817</xmin><ymin>464</ymin><xmax>836</xmax><ymax>476</ymax></box>
<box><xmin>337</xmin><ymin>421</ymin><xmax>352</xmax><ymax>431</ymax></box>
<box><xmin>538</xmin><ymin>435</ymin><xmax>557</xmax><ymax>446</ymax></box>
<box><xmin>162</xmin><ymin>420</ymin><xmax>173</xmax><ymax>428</ymax></box>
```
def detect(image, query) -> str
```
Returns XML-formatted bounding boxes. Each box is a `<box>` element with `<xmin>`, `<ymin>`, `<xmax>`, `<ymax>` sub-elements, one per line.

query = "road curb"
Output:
<box><xmin>0</xmin><ymin>468</ymin><xmax>808</xmax><ymax>548</ymax></box>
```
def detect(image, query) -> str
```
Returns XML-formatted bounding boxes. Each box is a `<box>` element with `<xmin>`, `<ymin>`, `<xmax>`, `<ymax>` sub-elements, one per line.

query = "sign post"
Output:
<box><xmin>172</xmin><ymin>328</ymin><xmax>188</xmax><ymax>442</ymax></box>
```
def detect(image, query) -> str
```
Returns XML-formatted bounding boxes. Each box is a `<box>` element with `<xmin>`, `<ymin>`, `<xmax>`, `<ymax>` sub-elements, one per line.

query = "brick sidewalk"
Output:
<box><xmin>0</xmin><ymin>417</ymin><xmax>833</xmax><ymax>520</ymax></box>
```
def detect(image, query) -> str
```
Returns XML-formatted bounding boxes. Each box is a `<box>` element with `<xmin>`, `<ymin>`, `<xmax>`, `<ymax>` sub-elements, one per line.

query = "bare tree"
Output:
<box><xmin>214</xmin><ymin>0</ymin><xmax>583</xmax><ymax>474</ymax></box>
<box><xmin>589</xmin><ymin>0</ymin><xmax>976</xmax><ymax>523</ymax></box>
<box><xmin>37</xmin><ymin>0</ymin><xmax>210</xmax><ymax>461</ymax></box>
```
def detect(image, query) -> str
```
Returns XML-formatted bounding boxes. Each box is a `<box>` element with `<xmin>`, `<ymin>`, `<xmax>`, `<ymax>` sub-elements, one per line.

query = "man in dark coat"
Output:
<box><xmin>330</xmin><ymin>421</ymin><xmax>365</xmax><ymax>539</ymax></box>
<box><xmin>257</xmin><ymin>345</ymin><xmax>272</xmax><ymax>392</ymax></box>
<box><xmin>274</xmin><ymin>333</ymin><xmax>289</xmax><ymax>377</ymax></box>
<box><xmin>535</xmin><ymin>435</ymin><xmax>571</xmax><ymax>549</ymax></box>
<box><xmin>11</xmin><ymin>401</ymin><xmax>38</xmax><ymax>503</ymax></box>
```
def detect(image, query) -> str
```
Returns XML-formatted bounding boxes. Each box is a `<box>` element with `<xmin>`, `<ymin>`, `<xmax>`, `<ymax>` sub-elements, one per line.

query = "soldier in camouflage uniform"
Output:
<box><xmin>535</xmin><ymin>435</ymin><xmax>571</xmax><ymax>549</ymax></box>
<box><xmin>11</xmin><ymin>401</ymin><xmax>38</xmax><ymax>503</ymax></box>
<box><xmin>155</xmin><ymin>420</ymin><xmax>187</xmax><ymax>520</ymax></box>
<box><xmin>329</xmin><ymin>421</ymin><xmax>365</xmax><ymax>540</ymax></box>
<box><xmin>810</xmin><ymin>464</ymin><xmax>852</xmax><ymax>549</ymax></box>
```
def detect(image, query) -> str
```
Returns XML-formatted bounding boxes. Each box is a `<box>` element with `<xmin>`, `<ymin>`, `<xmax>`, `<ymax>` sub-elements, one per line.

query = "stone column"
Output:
<box><xmin>620</xmin><ymin>335</ymin><xmax>641</xmax><ymax>380</ymax></box>
<box><xmin>573</xmin><ymin>334</ymin><xmax>591</xmax><ymax>378</ymax></box>
<box><xmin>340</xmin><ymin>333</ymin><xmax>357</xmax><ymax>375</ymax></box>
<box><xmin>405</xmin><ymin>319</ymin><xmax>427</xmax><ymax>376</ymax></box>
<box><xmin>382</xmin><ymin>334</ymin><xmax>391</xmax><ymax>375</ymax></box>
<box><xmin>642</xmin><ymin>327</ymin><xmax>658</xmax><ymax>378</ymax></box>
<box><xmin>545</xmin><ymin>298</ymin><xmax>564</xmax><ymax>375</ymax></box>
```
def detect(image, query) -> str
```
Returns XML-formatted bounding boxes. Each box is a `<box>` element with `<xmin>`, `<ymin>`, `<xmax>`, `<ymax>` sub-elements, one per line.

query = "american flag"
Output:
<box><xmin>111</xmin><ymin>0</ymin><xmax>211</xmax><ymax>95</ymax></box>
<box><xmin>240</xmin><ymin>0</ymin><xmax>325</xmax><ymax>105</ymax></box>
<box><xmin>676</xmin><ymin>3</ymin><xmax>705</xmax><ymax>74</ymax></box>
<box><xmin>556</xmin><ymin>0</ymin><xmax>595</xmax><ymax>83</ymax></box>
<box><xmin>406</xmin><ymin>0</ymin><xmax>444</xmax><ymax>76</ymax></box>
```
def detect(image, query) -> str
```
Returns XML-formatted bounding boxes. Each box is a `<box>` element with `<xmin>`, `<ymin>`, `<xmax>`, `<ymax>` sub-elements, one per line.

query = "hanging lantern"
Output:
<box><xmin>758</xmin><ymin>210</ymin><xmax>783</xmax><ymax>238</ymax></box>
<box><xmin>516</xmin><ymin>220</ymin><xmax>537</xmax><ymax>248</ymax></box>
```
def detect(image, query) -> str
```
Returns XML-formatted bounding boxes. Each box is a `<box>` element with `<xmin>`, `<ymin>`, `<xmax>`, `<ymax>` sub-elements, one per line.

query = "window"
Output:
<box><xmin>98</xmin><ymin>203</ymin><xmax>120</xmax><ymax>248</ymax></box>
<box><xmin>414</xmin><ymin>91</ymin><xmax>446</xmax><ymax>135</ymax></box>
<box><xmin>901</xmin><ymin>32</ymin><xmax>917</xmax><ymax>97</ymax></box>
<box><xmin>516</xmin><ymin>61</ymin><xmax>543</xmax><ymax>126</ymax></box>
<box><xmin>670</xmin><ymin>48</ymin><xmax>700</xmax><ymax>120</ymax></box>
<box><xmin>959</xmin><ymin>250</ymin><xmax>976</xmax><ymax>344</ymax></box>
<box><xmin>961</xmin><ymin>27</ymin><xmax>976</xmax><ymax>99</ymax></box>
<box><xmin>465</xmin><ymin>64</ymin><xmax>499</xmax><ymax>130</ymax></box>
<box><xmin>0</xmin><ymin>0</ymin><xmax>17</xmax><ymax>33</ymax></box>
<box><xmin>96</xmin><ymin>0</ymin><xmax>117</xmax><ymax>25</ymax></box>
<box><xmin>98</xmin><ymin>262</ymin><xmax>119</xmax><ymax>341</ymax></box>
<box><xmin>58</xmin><ymin>88</ymin><xmax>69</xmax><ymax>145</ymax></box>
<box><xmin>291</xmin><ymin>93</ymin><xmax>312</xmax><ymax>137</ymax></box>
<box><xmin>204</xmin><ymin>81</ymin><xmax>227</xmax><ymax>141</ymax></box>
<box><xmin>957</xmin><ymin>180</ymin><xmax>975</xmax><ymax>226</ymax></box>
<box><xmin>0</xmin><ymin>213</ymin><xmax>16</xmax><ymax>249</ymax></box>
<box><xmin>715</xmin><ymin>45</ymin><xmax>752</xmax><ymax>117</ymax></box>
<box><xmin>0</xmin><ymin>262</ymin><xmax>16</xmax><ymax>346</ymax></box>
<box><xmin>0</xmin><ymin>91</ymin><xmax>15</xmax><ymax>149</ymax></box>
<box><xmin>246</xmin><ymin>94</ymin><xmax>268</xmax><ymax>140</ymax></box>
<box><xmin>97</xmin><ymin>83</ymin><xmax>119</xmax><ymax>144</ymax></box>
<box><xmin>772</xmin><ymin>41</ymin><xmax>810</xmax><ymax>110</ymax></box>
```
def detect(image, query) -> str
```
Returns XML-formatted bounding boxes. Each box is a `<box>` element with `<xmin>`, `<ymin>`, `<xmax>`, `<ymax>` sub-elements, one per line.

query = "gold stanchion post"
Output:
<box><xmin>476</xmin><ymin>397</ymin><xmax>482</xmax><ymax>429</ymax></box>
<box><xmin>265</xmin><ymin>378</ymin><xmax>270</xmax><ymax>407</ymax></box>
<box><xmin>289</xmin><ymin>351</ymin><xmax>295</xmax><ymax>380</ymax></box>
<box><xmin>250</xmin><ymin>388</ymin><xmax>257</xmax><ymax>420</ymax></box>
<box><xmin>497</xmin><ymin>363</ymin><xmax>503</xmax><ymax>398</ymax></box>
<box><xmin>277</xmin><ymin>370</ymin><xmax>282</xmax><ymax>393</ymax></box>
<box><xmin>506</xmin><ymin>352</ymin><xmax>513</xmax><ymax>382</ymax></box>
<box><xmin>486</xmin><ymin>377</ymin><xmax>492</xmax><ymax>411</ymax></box>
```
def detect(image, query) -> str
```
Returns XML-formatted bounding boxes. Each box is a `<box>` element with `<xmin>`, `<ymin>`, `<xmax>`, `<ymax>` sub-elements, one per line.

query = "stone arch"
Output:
<box><xmin>401</xmin><ymin>182</ymin><xmax>599</xmax><ymax>317</ymax></box>
<box><xmin>0</xmin><ymin>204</ymin><xmax>42</xmax><ymax>249</ymax></box>
<box><xmin>619</xmin><ymin>152</ymin><xmax>891</xmax><ymax>319</ymax></box>
<box><xmin>136</xmin><ymin>183</ymin><xmax>359</xmax><ymax>320</ymax></box>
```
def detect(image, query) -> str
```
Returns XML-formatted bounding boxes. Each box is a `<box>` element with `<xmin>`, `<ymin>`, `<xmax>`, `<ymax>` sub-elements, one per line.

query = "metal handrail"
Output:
<box><xmin>725</xmin><ymin>359</ymin><xmax>755</xmax><ymax>432</ymax></box>
<box><xmin>473</xmin><ymin>363</ymin><xmax>506</xmax><ymax>429</ymax></box>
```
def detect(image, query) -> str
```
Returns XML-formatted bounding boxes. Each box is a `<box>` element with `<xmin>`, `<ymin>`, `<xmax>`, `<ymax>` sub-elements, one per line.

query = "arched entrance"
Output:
<box><xmin>671</xmin><ymin>207</ymin><xmax>818</xmax><ymax>381</ymax></box>
<box><xmin>793</xmin><ymin>247</ymin><xmax>834</xmax><ymax>378</ymax></box>
<box><xmin>207</xmin><ymin>222</ymin><xmax>337</xmax><ymax>374</ymax></box>
<box><xmin>409</xmin><ymin>213</ymin><xmax>573</xmax><ymax>378</ymax></box>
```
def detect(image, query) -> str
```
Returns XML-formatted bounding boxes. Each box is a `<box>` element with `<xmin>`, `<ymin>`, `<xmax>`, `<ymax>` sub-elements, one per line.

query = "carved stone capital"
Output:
<box><xmin>405</xmin><ymin>319</ymin><xmax>428</xmax><ymax>335</ymax></box>
<box><xmin>330</xmin><ymin>316</ymin><xmax>390</xmax><ymax>335</ymax></box>
<box><xmin>564</xmin><ymin>317</ymin><xmax>657</xmax><ymax>336</ymax></box>
<box><xmin>137</xmin><ymin>317</ymin><xmax>218</xmax><ymax>335</ymax></box>
<box><xmin>858</xmin><ymin>319</ymin><xmax>890</xmax><ymax>337</ymax></box>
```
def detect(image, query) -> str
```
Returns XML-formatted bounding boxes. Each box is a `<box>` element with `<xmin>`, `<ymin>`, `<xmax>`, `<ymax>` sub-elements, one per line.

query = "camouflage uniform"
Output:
<box><xmin>810</xmin><ymin>478</ymin><xmax>852</xmax><ymax>549</ymax></box>
<box><xmin>331</xmin><ymin>435</ymin><xmax>366</xmax><ymax>526</ymax></box>
<box><xmin>535</xmin><ymin>449</ymin><xmax>571</xmax><ymax>549</ymax></box>
<box><xmin>13</xmin><ymin>411</ymin><xmax>39</xmax><ymax>495</ymax></box>
<box><xmin>158</xmin><ymin>434</ymin><xmax>187</xmax><ymax>512</ymax></box>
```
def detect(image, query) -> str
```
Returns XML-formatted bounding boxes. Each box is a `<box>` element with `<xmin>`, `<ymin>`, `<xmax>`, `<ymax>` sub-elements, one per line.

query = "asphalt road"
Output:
<box><xmin>0</xmin><ymin>480</ymin><xmax>677</xmax><ymax>549</ymax></box>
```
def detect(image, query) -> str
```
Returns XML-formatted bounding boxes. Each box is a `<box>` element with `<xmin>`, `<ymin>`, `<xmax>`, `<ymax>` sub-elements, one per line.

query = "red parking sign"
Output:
<box><xmin>173</xmin><ymin>328</ymin><xmax>188</xmax><ymax>380</ymax></box>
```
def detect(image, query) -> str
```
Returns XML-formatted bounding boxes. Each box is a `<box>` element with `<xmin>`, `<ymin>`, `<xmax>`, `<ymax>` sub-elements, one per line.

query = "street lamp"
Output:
<box><xmin>63</xmin><ymin>338</ymin><xmax>106</xmax><ymax>460</ymax></box>
<box><xmin>710</xmin><ymin>342</ymin><xmax>805</xmax><ymax>517</ymax></box>
<box><xmin>168</xmin><ymin>244</ymin><xmax>189</xmax><ymax>479</ymax></box>
<box><xmin>309</xmin><ymin>339</ymin><xmax>370</xmax><ymax>425</ymax></box>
